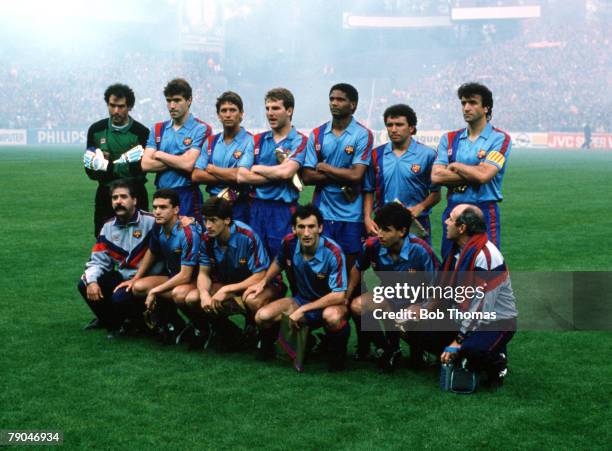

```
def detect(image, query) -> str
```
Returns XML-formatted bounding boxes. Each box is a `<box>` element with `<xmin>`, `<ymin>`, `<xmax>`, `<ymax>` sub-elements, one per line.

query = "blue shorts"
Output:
<box><xmin>322</xmin><ymin>220</ymin><xmax>364</xmax><ymax>255</ymax></box>
<box><xmin>170</xmin><ymin>185</ymin><xmax>203</xmax><ymax>218</ymax></box>
<box><xmin>249</xmin><ymin>198</ymin><xmax>295</xmax><ymax>259</ymax></box>
<box><xmin>294</xmin><ymin>295</ymin><xmax>323</xmax><ymax>327</ymax></box>
<box><xmin>232</xmin><ymin>198</ymin><xmax>250</xmax><ymax>225</ymax></box>
<box><xmin>441</xmin><ymin>201</ymin><xmax>501</xmax><ymax>259</ymax></box>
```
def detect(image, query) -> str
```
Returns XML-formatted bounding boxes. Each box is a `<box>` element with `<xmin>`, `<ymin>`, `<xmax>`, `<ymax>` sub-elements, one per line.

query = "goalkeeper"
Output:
<box><xmin>83</xmin><ymin>83</ymin><xmax>150</xmax><ymax>237</ymax></box>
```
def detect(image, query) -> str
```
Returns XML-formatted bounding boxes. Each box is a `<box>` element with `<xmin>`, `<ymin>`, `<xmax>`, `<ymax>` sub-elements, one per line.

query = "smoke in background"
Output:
<box><xmin>0</xmin><ymin>0</ymin><xmax>609</xmax><ymax>134</ymax></box>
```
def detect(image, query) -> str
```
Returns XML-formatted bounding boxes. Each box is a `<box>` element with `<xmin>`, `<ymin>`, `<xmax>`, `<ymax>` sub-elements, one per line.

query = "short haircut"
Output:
<box><xmin>153</xmin><ymin>188</ymin><xmax>180</xmax><ymax>207</ymax></box>
<box><xmin>329</xmin><ymin>83</ymin><xmax>359</xmax><ymax>104</ymax></box>
<box><xmin>265</xmin><ymin>88</ymin><xmax>295</xmax><ymax>111</ymax></box>
<box><xmin>104</xmin><ymin>83</ymin><xmax>135</xmax><ymax>108</ymax></box>
<box><xmin>216</xmin><ymin>91</ymin><xmax>243</xmax><ymax>113</ymax></box>
<box><xmin>374</xmin><ymin>203</ymin><xmax>413</xmax><ymax>237</ymax></box>
<box><xmin>383</xmin><ymin>104</ymin><xmax>418</xmax><ymax>134</ymax></box>
<box><xmin>457</xmin><ymin>82</ymin><xmax>493</xmax><ymax>121</ymax></box>
<box><xmin>291</xmin><ymin>203</ymin><xmax>323</xmax><ymax>227</ymax></box>
<box><xmin>202</xmin><ymin>196</ymin><xmax>233</xmax><ymax>220</ymax></box>
<box><xmin>455</xmin><ymin>207</ymin><xmax>487</xmax><ymax>236</ymax></box>
<box><xmin>109</xmin><ymin>179</ymin><xmax>135</xmax><ymax>198</ymax></box>
<box><xmin>163</xmin><ymin>78</ymin><xmax>192</xmax><ymax>100</ymax></box>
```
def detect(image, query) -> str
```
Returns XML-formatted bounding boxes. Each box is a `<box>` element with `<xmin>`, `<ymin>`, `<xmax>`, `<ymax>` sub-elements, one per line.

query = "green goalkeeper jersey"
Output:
<box><xmin>85</xmin><ymin>117</ymin><xmax>149</xmax><ymax>186</ymax></box>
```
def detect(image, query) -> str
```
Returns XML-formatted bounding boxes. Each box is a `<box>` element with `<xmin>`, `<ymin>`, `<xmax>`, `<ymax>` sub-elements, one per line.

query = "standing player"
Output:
<box><xmin>115</xmin><ymin>189</ymin><xmax>200</xmax><ymax>343</ymax></box>
<box><xmin>192</xmin><ymin>91</ymin><xmax>254</xmax><ymax>224</ymax></box>
<box><xmin>302</xmin><ymin>83</ymin><xmax>373</xmax><ymax>269</ymax></box>
<box><xmin>236</xmin><ymin>88</ymin><xmax>308</xmax><ymax>258</ymax></box>
<box><xmin>432</xmin><ymin>82</ymin><xmax>512</xmax><ymax>259</ymax></box>
<box><xmin>83</xmin><ymin>83</ymin><xmax>149</xmax><ymax>237</ymax></box>
<box><xmin>178</xmin><ymin>197</ymin><xmax>282</xmax><ymax>350</ymax></box>
<box><xmin>245</xmin><ymin>204</ymin><xmax>349</xmax><ymax>371</ymax></box>
<box><xmin>364</xmin><ymin>104</ymin><xmax>440</xmax><ymax>243</ymax></box>
<box><xmin>78</xmin><ymin>180</ymin><xmax>158</xmax><ymax>333</ymax></box>
<box><xmin>347</xmin><ymin>203</ymin><xmax>439</xmax><ymax>371</ymax></box>
<box><xmin>141</xmin><ymin>78</ymin><xmax>212</xmax><ymax>217</ymax></box>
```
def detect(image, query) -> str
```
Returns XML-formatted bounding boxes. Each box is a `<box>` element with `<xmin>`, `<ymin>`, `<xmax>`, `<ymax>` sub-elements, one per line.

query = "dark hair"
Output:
<box><xmin>455</xmin><ymin>207</ymin><xmax>487</xmax><ymax>236</ymax></box>
<box><xmin>329</xmin><ymin>83</ymin><xmax>359</xmax><ymax>104</ymax></box>
<box><xmin>202</xmin><ymin>196</ymin><xmax>233</xmax><ymax>220</ymax></box>
<box><xmin>109</xmin><ymin>179</ymin><xmax>135</xmax><ymax>198</ymax></box>
<box><xmin>383</xmin><ymin>104</ymin><xmax>418</xmax><ymax>134</ymax></box>
<box><xmin>374</xmin><ymin>203</ymin><xmax>413</xmax><ymax>237</ymax></box>
<box><xmin>265</xmin><ymin>88</ymin><xmax>295</xmax><ymax>111</ymax></box>
<box><xmin>153</xmin><ymin>188</ymin><xmax>180</xmax><ymax>207</ymax></box>
<box><xmin>163</xmin><ymin>78</ymin><xmax>192</xmax><ymax>100</ymax></box>
<box><xmin>457</xmin><ymin>82</ymin><xmax>493</xmax><ymax>121</ymax></box>
<box><xmin>291</xmin><ymin>203</ymin><xmax>323</xmax><ymax>227</ymax></box>
<box><xmin>104</xmin><ymin>83</ymin><xmax>135</xmax><ymax>109</ymax></box>
<box><xmin>216</xmin><ymin>91</ymin><xmax>243</xmax><ymax>113</ymax></box>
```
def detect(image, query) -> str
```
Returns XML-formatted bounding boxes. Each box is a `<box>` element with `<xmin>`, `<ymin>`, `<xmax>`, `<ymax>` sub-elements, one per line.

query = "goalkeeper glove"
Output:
<box><xmin>83</xmin><ymin>148</ymin><xmax>109</xmax><ymax>171</ymax></box>
<box><xmin>113</xmin><ymin>145</ymin><xmax>144</xmax><ymax>164</ymax></box>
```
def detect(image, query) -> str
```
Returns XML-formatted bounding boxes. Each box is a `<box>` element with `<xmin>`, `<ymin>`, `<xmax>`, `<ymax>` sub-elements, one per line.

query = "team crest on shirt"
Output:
<box><xmin>315</xmin><ymin>143</ymin><xmax>321</xmax><ymax>152</ymax></box>
<box><xmin>174</xmin><ymin>248</ymin><xmax>181</xmax><ymax>254</ymax></box>
<box><xmin>239</xmin><ymin>257</ymin><xmax>247</xmax><ymax>265</ymax></box>
<box><xmin>411</xmin><ymin>164</ymin><xmax>421</xmax><ymax>174</ymax></box>
<box><xmin>133</xmin><ymin>230</ymin><xmax>142</xmax><ymax>239</ymax></box>
<box><xmin>477</xmin><ymin>149</ymin><xmax>486</xmax><ymax>159</ymax></box>
<box><xmin>233</xmin><ymin>150</ymin><xmax>243</xmax><ymax>159</ymax></box>
<box><xmin>112</xmin><ymin>234</ymin><xmax>120</xmax><ymax>241</ymax></box>
<box><xmin>100</xmin><ymin>138</ymin><xmax>106</xmax><ymax>145</ymax></box>
<box><xmin>316</xmin><ymin>272</ymin><xmax>327</xmax><ymax>279</ymax></box>
<box><xmin>344</xmin><ymin>145</ymin><xmax>354</xmax><ymax>155</ymax></box>
<box><xmin>183</xmin><ymin>137</ymin><xmax>192</xmax><ymax>146</ymax></box>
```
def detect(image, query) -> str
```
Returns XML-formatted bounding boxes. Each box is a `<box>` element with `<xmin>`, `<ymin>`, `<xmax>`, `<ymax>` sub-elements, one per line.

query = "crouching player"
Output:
<box><xmin>347</xmin><ymin>202</ymin><xmax>439</xmax><ymax>372</ymax></box>
<box><xmin>78</xmin><ymin>180</ymin><xmax>158</xmax><ymax>335</ymax></box>
<box><xmin>404</xmin><ymin>204</ymin><xmax>517</xmax><ymax>388</ymax></box>
<box><xmin>245</xmin><ymin>204</ymin><xmax>349</xmax><ymax>371</ymax></box>
<box><xmin>179</xmin><ymin>197</ymin><xmax>281</xmax><ymax>351</ymax></box>
<box><xmin>115</xmin><ymin>188</ymin><xmax>200</xmax><ymax>344</ymax></box>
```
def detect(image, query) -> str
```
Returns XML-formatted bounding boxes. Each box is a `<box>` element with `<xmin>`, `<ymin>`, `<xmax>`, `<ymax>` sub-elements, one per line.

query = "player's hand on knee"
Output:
<box><xmin>245</xmin><ymin>281</ymin><xmax>265</xmax><ymax>300</ymax></box>
<box><xmin>86</xmin><ymin>282</ymin><xmax>103</xmax><ymax>302</ymax></box>
<box><xmin>113</xmin><ymin>145</ymin><xmax>144</xmax><ymax>164</ymax></box>
<box><xmin>114</xmin><ymin>279</ymin><xmax>134</xmax><ymax>293</ymax></box>
<box><xmin>289</xmin><ymin>308</ymin><xmax>305</xmax><ymax>329</ymax></box>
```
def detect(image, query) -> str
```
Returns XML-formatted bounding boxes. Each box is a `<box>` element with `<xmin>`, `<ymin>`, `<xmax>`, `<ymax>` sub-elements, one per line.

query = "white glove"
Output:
<box><xmin>113</xmin><ymin>145</ymin><xmax>144</xmax><ymax>164</ymax></box>
<box><xmin>84</xmin><ymin>148</ymin><xmax>109</xmax><ymax>171</ymax></box>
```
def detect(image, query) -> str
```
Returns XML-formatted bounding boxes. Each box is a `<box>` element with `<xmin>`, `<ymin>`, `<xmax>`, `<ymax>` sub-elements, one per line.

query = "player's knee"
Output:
<box><xmin>132</xmin><ymin>279</ymin><xmax>149</xmax><ymax>296</ymax></box>
<box><xmin>184</xmin><ymin>290</ymin><xmax>200</xmax><ymax>308</ymax></box>
<box><xmin>255</xmin><ymin>306</ymin><xmax>273</xmax><ymax>326</ymax></box>
<box><xmin>350</xmin><ymin>296</ymin><xmax>362</xmax><ymax>316</ymax></box>
<box><xmin>171</xmin><ymin>286</ymin><xmax>188</xmax><ymax>305</ymax></box>
<box><xmin>323</xmin><ymin>306</ymin><xmax>347</xmax><ymax>329</ymax></box>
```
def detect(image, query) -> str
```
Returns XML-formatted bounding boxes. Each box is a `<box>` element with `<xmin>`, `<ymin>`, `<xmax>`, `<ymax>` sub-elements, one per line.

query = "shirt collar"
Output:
<box><xmin>379</xmin><ymin>236</ymin><xmax>412</xmax><ymax>261</ymax></box>
<box><xmin>114</xmin><ymin>209</ymin><xmax>140</xmax><ymax>227</ymax></box>
<box><xmin>383</xmin><ymin>138</ymin><xmax>417</xmax><ymax>156</ymax></box>
<box><xmin>295</xmin><ymin>235</ymin><xmax>325</xmax><ymax>263</ymax></box>
<box><xmin>107</xmin><ymin>116</ymin><xmax>133</xmax><ymax>134</ymax></box>
<box><xmin>213</xmin><ymin>222</ymin><xmax>238</xmax><ymax>250</ymax></box>
<box><xmin>222</xmin><ymin>126</ymin><xmax>247</xmax><ymax>143</ymax></box>
<box><xmin>459</xmin><ymin>122</ymin><xmax>493</xmax><ymax>140</ymax></box>
<box><xmin>165</xmin><ymin>113</ymin><xmax>197</xmax><ymax>131</ymax></box>
<box><xmin>324</xmin><ymin>117</ymin><xmax>356</xmax><ymax>136</ymax></box>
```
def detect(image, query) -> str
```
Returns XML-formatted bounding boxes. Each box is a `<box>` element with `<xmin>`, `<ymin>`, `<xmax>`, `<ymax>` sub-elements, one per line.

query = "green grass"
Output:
<box><xmin>1</xmin><ymin>147</ymin><xmax>611</xmax><ymax>450</ymax></box>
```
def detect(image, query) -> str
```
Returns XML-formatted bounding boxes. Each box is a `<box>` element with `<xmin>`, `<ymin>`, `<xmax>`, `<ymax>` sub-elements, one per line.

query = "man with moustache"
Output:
<box><xmin>364</xmin><ymin>104</ymin><xmax>440</xmax><ymax>243</ymax></box>
<box><xmin>78</xmin><ymin>180</ymin><xmax>158</xmax><ymax>334</ymax></box>
<box><xmin>237</xmin><ymin>88</ymin><xmax>308</xmax><ymax>258</ymax></box>
<box><xmin>141</xmin><ymin>78</ymin><xmax>213</xmax><ymax>217</ymax></box>
<box><xmin>83</xmin><ymin>83</ymin><xmax>150</xmax><ymax>237</ymax></box>
<box><xmin>192</xmin><ymin>91</ymin><xmax>254</xmax><ymax>224</ymax></box>
<box><xmin>432</xmin><ymin>82</ymin><xmax>512</xmax><ymax>259</ymax></box>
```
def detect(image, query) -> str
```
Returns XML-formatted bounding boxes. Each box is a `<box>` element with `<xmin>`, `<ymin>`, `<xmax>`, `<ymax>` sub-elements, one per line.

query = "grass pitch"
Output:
<box><xmin>1</xmin><ymin>147</ymin><xmax>611</xmax><ymax>450</ymax></box>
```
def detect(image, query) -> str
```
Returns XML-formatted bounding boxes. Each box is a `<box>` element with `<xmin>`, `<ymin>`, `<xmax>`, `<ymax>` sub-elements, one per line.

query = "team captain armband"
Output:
<box><xmin>485</xmin><ymin>150</ymin><xmax>506</xmax><ymax>168</ymax></box>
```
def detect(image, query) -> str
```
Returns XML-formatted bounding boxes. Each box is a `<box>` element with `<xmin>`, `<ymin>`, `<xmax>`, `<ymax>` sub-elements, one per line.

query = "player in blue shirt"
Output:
<box><xmin>245</xmin><ymin>204</ymin><xmax>349</xmax><ymax>371</ymax></box>
<box><xmin>303</xmin><ymin>83</ymin><xmax>373</xmax><ymax>267</ymax></box>
<box><xmin>192</xmin><ymin>91</ymin><xmax>254</xmax><ymax>224</ymax></box>
<box><xmin>236</xmin><ymin>88</ymin><xmax>308</xmax><ymax>259</ymax></box>
<box><xmin>115</xmin><ymin>188</ymin><xmax>200</xmax><ymax>344</ymax></box>
<box><xmin>141</xmin><ymin>78</ymin><xmax>213</xmax><ymax>217</ymax></box>
<box><xmin>347</xmin><ymin>203</ymin><xmax>440</xmax><ymax>371</ymax></box>
<box><xmin>432</xmin><ymin>82</ymin><xmax>512</xmax><ymax>259</ymax></box>
<box><xmin>364</xmin><ymin>104</ymin><xmax>440</xmax><ymax>243</ymax></box>
<box><xmin>176</xmin><ymin>197</ymin><xmax>283</xmax><ymax>351</ymax></box>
